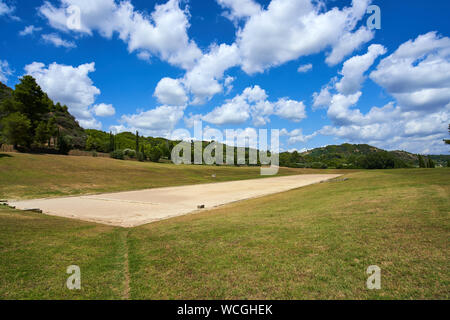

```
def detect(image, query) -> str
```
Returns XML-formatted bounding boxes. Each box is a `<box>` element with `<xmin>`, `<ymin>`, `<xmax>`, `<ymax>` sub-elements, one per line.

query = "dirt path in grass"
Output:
<box><xmin>122</xmin><ymin>230</ymin><xmax>130</xmax><ymax>300</ymax></box>
<box><xmin>9</xmin><ymin>174</ymin><xmax>341</xmax><ymax>227</ymax></box>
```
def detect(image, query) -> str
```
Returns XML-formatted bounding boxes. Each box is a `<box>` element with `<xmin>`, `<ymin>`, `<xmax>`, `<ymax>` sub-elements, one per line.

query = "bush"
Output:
<box><xmin>92</xmin><ymin>151</ymin><xmax>98</xmax><ymax>157</ymax></box>
<box><xmin>148</xmin><ymin>146</ymin><xmax>162</xmax><ymax>162</ymax></box>
<box><xmin>58</xmin><ymin>135</ymin><xmax>73</xmax><ymax>155</ymax></box>
<box><xmin>357</xmin><ymin>152</ymin><xmax>405</xmax><ymax>169</ymax></box>
<box><xmin>311</xmin><ymin>162</ymin><xmax>328</xmax><ymax>169</ymax></box>
<box><xmin>123</xmin><ymin>148</ymin><xmax>136</xmax><ymax>159</ymax></box>
<box><xmin>110</xmin><ymin>149</ymin><xmax>125</xmax><ymax>160</ymax></box>
<box><xmin>137</xmin><ymin>151</ymin><xmax>145</xmax><ymax>162</ymax></box>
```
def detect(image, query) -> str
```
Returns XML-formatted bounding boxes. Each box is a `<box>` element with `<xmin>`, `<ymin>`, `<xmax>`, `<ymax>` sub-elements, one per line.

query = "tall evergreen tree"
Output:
<box><xmin>47</xmin><ymin>117</ymin><xmax>58</xmax><ymax>147</ymax></box>
<box><xmin>35</xmin><ymin>121</ymin><xmax>50</xmax><ymax>146</ymax></box>
<box><xmin>13</xmin><ymin>76</ymin><xmax>50</xmax><ymax>132</ymax></box>
<box><xmin>418</xmin><ymin>154</ymin><xmax>426</xmax><ymax>168</ymax></box>
<box><xmin>136</xmin><ymin>131</ymin><xmax>139</xmax><ymax>153</ymax></box>
<box><xmin>427</xmin><ymin>158</ymin><xmax>435</xmax><ymax>168</ymax></box>
<box><xmin>109</xmin><ymin>131</ymin><xmax>115</xmax><ymax>152</ymax></box>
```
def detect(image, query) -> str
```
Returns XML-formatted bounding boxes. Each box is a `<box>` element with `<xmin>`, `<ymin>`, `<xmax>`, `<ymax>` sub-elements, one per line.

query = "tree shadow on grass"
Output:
<box><xmin>0</xmin><ymin>154</ymin><xmax>12</xmax><ymax>158</ymax></box>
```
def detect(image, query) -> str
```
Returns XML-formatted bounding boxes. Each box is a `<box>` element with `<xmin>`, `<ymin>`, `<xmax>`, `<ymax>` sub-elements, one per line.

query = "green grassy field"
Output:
<box><xmin>0</xmin><ymin>154</ymin><xmax>448</xmax><ymax>299</ymax></box>
<box><xmin>0</xmin><ymin>152</ymin><xmax>343</xmax><ymax>200</ymax></box>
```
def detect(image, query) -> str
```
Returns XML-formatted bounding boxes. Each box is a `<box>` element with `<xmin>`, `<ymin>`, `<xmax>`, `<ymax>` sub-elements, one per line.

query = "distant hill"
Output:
<box><xmin>280</xmin><ymin>143</ymin><xmax>449</xmax><ymax>168</ymax></box>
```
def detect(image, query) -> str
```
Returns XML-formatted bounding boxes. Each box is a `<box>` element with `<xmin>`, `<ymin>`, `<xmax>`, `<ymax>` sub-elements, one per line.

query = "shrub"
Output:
<box><xmin>311</xmin><ymin>162</ymin><xmax>327</xmax><ymax>169</ymax></box>
<box><xmin>110</xmin><ymin>149</ymin><xmax>125</xmax><ymax>160</ymax></box>
<box><xmin>58</xmin><ymin>135</ymin><xmax>73</xmax><ymax>155</ymax></box>
<box><xmin>123</xmin><ymin>148</ymin><xmax>136</xmax><ymax>159</ymax></box>
<box><xmin>92</xmin><ymin>151</ymin><xmax>98</xmax><ymax>157</ymax></box>
<box><xmin>148</xmin><ymin>146</ymin><xmax>162</xmax><ymax>162</ymax></box>
<box><xmin>357</xmin><ymin>152</ymin><xmax>404</xmax><ymax>169</ymax></box>
<box><xmin>137</xmin><ymin>151</ymin><xmax>145</xmax><ymax>162</ymax></box>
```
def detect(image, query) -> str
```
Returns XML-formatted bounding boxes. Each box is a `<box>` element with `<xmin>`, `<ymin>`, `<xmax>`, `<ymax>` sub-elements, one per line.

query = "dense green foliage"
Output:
<box><xmin>0</xmin><ymin>78</ymin><xmax>85</xmax><ymax>152</ymax></box>
<box><xmin>279</xmin><ymin>143</ymin><xmax>450</xmax><ymax>169</ymax></box>
<box><xmin>279</xmin><ymin>144</ymin><xmax>414</xmax><ymax>169</ymax></box>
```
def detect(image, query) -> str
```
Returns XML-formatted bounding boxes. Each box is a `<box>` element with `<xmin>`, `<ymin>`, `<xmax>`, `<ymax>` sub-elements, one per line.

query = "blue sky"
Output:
<box><xmin>0</xmin><ymin>0</ymin><xmax>449</xmax><ymax>154</ymax></box>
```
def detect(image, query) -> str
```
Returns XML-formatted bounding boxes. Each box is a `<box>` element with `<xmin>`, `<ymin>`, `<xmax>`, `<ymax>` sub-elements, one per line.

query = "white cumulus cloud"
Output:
<box><xmin>370</xmin><ymin>32</ymin><xmax>450</xmax><ymax>112</ymax></box>
<box><xmin>336</xmin><ymin>44</ymin><xmax>386</xmax><ymax>95</ymax></box>
<box><xmin>24</xmin><ymin>61</ymin><xmax>102</xmax><ymax>129</ymax></box>
<box><xmin>237</xmin><ymin>0</ymin><xmax>373</xmax><ymax>74</ymax></box>
<box><xmin>93</xmin><ymin>103</ymin><xmax>116</xmax><ymax>117</ymax></box>
<box><xmin>118</xmin><ymin>105</ymin><xmax>185</xmax><ymax>137</ymax></box>
<box><xmin>42</xmin><ymin>33</ymin><xmax>76</xmax><ymax>48</ymax></box>
<box><xmin>19</xmin><ymin>25</ymin><xmax>43</xmax><ymax>36</ymax></box>
<box><xmin>0</xmin><ymin>60</ymin><xmax>13</xmax><ymax>83</ymax></box>
<box><xmin>154</xmin><ymin>77</ymin><xmax>187</xmax><ymax>106</ymax></box>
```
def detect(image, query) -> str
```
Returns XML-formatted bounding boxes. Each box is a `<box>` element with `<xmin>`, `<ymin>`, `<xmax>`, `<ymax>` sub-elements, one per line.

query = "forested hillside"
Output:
<box><xmin>279</xmin><ymin>143</ymin><xmax>449</xmax><ymax>169</ymax></box>
<box><xmin>0</xmin><ymin>78</ymin><xmax>85</xmax><ymax>151</ymax></box>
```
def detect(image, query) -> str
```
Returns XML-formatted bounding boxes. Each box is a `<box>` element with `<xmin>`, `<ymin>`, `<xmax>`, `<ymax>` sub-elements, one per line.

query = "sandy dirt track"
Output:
<box><xmin>10</xmin><ymin>174</ymin><xmax>341</xmax><ymax>227</ymax></box>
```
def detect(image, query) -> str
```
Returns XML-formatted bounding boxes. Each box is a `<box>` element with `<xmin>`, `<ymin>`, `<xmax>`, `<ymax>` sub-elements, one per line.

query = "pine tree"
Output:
<box><xmin>35</xmin><ymin>121</ymin><xmax>50</xmax><ymax>146</ymax></box>
<box><xmin>418</xmin><ymin>154</ymin><xmax>426</xmax><ymax>168</ymax></box>
<box><xmin>109</xmin><ymin>131</ymin><xmax>115</xmax><ymax>152</ymax></box>
<box><xmin>136</xmin><ymin>131</ymin><xmax>139</xmax><ymax>153</ymax></box>
<box><xmin>427</xmin><ymin>158</ymin><xmax>435</xmax><ymax>168</ymax></box>
<box><xmin>47</xmin><ymin>117</ymin><xmax>57</xmax><ymax>148</ymax></box>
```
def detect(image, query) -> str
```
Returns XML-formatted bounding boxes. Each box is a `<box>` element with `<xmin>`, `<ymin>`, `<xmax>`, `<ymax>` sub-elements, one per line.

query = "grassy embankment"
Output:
<box><xmin>0</xmin><ymin>153</ymin><xmax>448</xmax><ymax>299</ymax></box>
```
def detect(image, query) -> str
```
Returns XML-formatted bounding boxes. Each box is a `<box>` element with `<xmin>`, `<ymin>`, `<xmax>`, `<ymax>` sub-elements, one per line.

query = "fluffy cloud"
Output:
<box><xmin>216</xmin><ymin>0</ymin><xmax>261</xmax><ymax>21</ymax></box>
<box><xmin>24</xmin><ymin>62</ymin><xmax>102</xmax><ymax>129</ymax></box>
<box><xmin>281</xmin><ymin>128</ymin><xmax>317</xmax><ymax>144</ymax></box>
<box><xmin>0</xmin><ymin>60</ymin><xmax>12</xmax><ymax>83</ymax></box>
<box><xmin>183</xmin><ymin>43</ymin><xmax>240</xmax><ymax>104</ymax></box>
<box><xmin>312</xmin><ymin>85</ymin><xmax>332</xmax><ymax>109</ymax></box>
<box><xmin>313</xmin><ymin>44</ymin><xmax>386</xmax><ymax>121</ymax></box>
<box><xmin>237</xmin><ymin>0</ymin><xmax>373</xmax><ymax>74</ymax></box>
<box><xmin>42</xmin><ymin>33</ymin><xmax>76</xmax><ymax>48</ymax></box>
<box><xmin>19</xmin><ymin>25</ymin><xmax>42</xmax><ymax>36</ymax></box>
<box><xmin>336</xmin><ymin>44</ymin><xmax>386</xmax><ymax>95</ymax></box>
<box><xmin>320</xmin><ymin>104</ymin><xmax>450</xmax><ymax>154</ymax></box>
<box><xmin>0</xmin><ymin>0</ymin><xmax>14</xmax><ymax>16</ymax></box>
<box><xmin>154</xmin><ymin>77</ymin><xmax>187</xmax><ymax>106</ymax></box>
<box><xmin>274</xmin><ymin>99</ymin><xmax>306</xmax><ymax>122</ymax></box>
<box><xmin>325</xmin><ymin>26</ymin><xmax>374</xmax><ymax>66</ymax></box>
<box><xmin>39</xmin><ymin>0</ymin><xmax>202</xmax><ymax>70</ymax></box>
<box><xmin>118</xmin><ymin>105</ymin><xmax>185</xmax><ymax>137</ymax></box>
<box><xmin>198</xmin><ymin>85</ymin><xmax>307</xmax><ymax>126</ymax></box>
<box><xmin>39</xmin><ymin>0</ymin><xmax>379</xmax><ymax>104</ymax></box>
<box><xmin>224</xmin><ymin>76</ymin><xmax>235</xmax><ymax>94</ymax></box>
<box><xmin>297</xmin><ymin>63</ymin><xmax>312</xmax><ymax>73</ymax></box>
<box><xmin>370</xmin><ymin>32</ymin><xmax>450</xmax><ymax>112</ymax></box>
<box><xmin>314</xmin><ymin>33</ymin><xmax>450</xmax><ymax>154</ymax></box>
<box><xmin>93</xmin><ymin>103</ymin><xmax>116</xmax><ymax>117</ymax></box>
<box><xmin>202</xmin><ymin>95</ymin><xmax>251</xmax><ymax>125</ymax></box>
